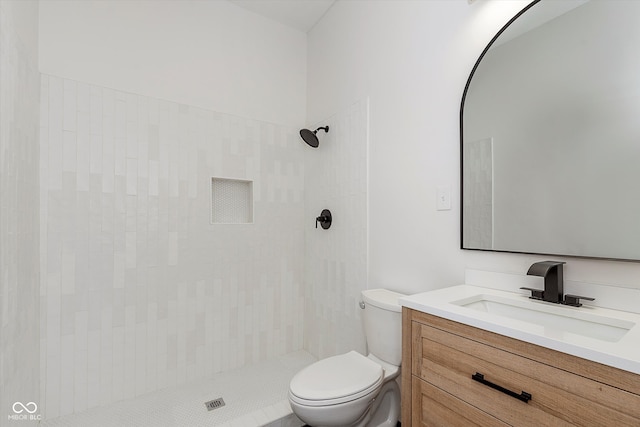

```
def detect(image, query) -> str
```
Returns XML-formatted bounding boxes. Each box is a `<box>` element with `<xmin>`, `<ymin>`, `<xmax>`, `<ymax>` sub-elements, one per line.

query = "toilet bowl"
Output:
<box><xmin>288</xmin><ymin>289</ymin><xmax>405</xmax><ymax>427</ymax></box>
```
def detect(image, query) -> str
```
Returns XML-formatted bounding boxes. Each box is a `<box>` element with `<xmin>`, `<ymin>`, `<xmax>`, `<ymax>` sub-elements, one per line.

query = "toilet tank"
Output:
<box><xmin>361</xmin><ymin>289</ymin><xmax>406</xmax><ymax>366</ymax></box>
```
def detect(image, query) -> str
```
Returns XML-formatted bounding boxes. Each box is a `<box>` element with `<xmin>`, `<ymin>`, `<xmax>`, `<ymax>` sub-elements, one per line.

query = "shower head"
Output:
<box><xmin>299</xmin><ymin>126</ymin><xmax>329</xmax><ymax>148</ymax></box>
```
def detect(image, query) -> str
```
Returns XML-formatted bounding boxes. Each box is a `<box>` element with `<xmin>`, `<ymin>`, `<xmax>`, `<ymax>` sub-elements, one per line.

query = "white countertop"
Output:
<box><xmin>400</xmin><ymin>285</ymin><xmax>640</xmax><ymax>375</ymax></box>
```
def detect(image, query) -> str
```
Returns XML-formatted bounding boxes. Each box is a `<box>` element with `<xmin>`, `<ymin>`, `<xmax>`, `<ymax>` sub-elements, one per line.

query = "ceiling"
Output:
<box><xmin>229</xmin><ymin>0</ymin><xmax>335</xmax><ymax>33</ymax></box>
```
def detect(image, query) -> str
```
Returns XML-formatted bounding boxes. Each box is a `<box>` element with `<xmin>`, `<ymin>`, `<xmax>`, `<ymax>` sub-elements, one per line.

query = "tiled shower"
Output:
<box><xmin>303</xmin><ymin>99</ymin><xmax>369</xmax><ymax>361</ymax></box>
<box><xmin>1</xmin><ymin>1</ymin><xmax>369</xmax><ymax>423</ymax></box>
<box><xmin>1</xmin><ymin>0</ymin><xmax>41</xmax><ymax>424</ymax></box>
<box><xmin>38</xmin><ymin>75</ymin><xmax>306</xmax><ymax>418</ymax></box>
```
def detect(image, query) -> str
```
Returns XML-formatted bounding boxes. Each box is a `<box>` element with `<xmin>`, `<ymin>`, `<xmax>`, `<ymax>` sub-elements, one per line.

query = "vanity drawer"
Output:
<box><xmin>411</xmin><ymin>376</ymin><xmax>509</xmax><ymax>427</ymax></box>
<box><xmin>412</xmin><ymin>320</ymin><xmax>640</xmax><ymax>426</ymax></box>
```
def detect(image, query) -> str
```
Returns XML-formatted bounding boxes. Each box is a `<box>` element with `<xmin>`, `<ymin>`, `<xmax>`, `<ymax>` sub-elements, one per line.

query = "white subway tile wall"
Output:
<box><xmin>303</xmin><ymin>99</ymin><xmax>369</xmax><ymax>360</ymax></box>
<box><xmin>0</xmin><ymin>1</ymin><xmax>41</xmax><ymax>424</ymax></box>
<box><xmin>39</xmin><ymin>75</ymin><xmax>306</xmax><ymax>419</ymax></box>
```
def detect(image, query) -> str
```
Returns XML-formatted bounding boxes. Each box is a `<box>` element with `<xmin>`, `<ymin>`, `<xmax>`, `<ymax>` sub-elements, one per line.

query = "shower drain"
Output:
<box><xmin>204</xmin><ymin>397</ymin><xmax>226</xmax><ymax>411</ymax></box>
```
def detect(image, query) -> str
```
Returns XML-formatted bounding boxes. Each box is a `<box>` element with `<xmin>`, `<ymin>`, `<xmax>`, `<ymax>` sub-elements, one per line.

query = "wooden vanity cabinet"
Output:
<box><xmin>401</xmin><ymin>308</ymin><xmax>640</xmax><ymax>426</ymax></box>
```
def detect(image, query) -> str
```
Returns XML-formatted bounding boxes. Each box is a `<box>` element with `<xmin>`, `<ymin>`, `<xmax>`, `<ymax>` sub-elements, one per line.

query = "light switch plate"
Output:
<box><xmin>437</xmin><ymin>185</ymin><xmax>452</xmax><ymax>211</ymax></box>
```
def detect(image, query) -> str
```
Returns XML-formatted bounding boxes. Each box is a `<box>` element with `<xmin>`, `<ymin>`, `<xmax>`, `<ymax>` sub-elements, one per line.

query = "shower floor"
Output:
<box><xmin>40</xmin><ymin>350</ymin><xmax>315</xmax><ymax>427</ymax></box>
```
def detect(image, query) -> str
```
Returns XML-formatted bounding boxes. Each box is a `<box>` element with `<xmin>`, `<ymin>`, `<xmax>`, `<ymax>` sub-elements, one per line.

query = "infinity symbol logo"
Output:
<box><xmin>12</xmin><ymin>402</ymin><xmax>38</xmax><ymax>414</ymax></box>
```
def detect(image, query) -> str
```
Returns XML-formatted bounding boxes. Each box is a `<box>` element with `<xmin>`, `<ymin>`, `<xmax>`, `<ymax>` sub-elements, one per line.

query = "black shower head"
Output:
<box><xmin>300</xmin><ymin>126</ymin><xmax>329</xmax><ymax>148</ymax></box>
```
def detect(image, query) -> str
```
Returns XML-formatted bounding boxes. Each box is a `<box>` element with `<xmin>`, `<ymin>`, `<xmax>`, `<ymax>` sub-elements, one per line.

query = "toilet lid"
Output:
<box><xmin>289</xmin><ymin>351</ymin><xmax>383</xmax><ymax>402</ymax></box>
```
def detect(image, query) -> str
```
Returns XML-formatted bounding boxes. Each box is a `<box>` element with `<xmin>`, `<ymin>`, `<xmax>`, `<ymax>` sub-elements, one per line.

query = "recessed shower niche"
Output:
<box><xmin>210</xmin><ymin>177</ymin><xmax>254</xmax><ymax>224</ymax></box>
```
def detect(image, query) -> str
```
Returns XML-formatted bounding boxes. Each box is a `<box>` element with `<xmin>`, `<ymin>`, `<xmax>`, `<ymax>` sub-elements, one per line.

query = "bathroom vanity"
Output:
<box><xmin>400</xmin><ymin>287</ymin><xmax>640</xmax><ymax>426</ymax></box>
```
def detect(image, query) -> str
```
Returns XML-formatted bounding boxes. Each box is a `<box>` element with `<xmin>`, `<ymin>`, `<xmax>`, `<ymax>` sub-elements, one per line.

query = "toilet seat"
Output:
<box><xmin>289</xmin><ymin>351</ymin><xmax>384</xmax><ymax>407</ymax></box>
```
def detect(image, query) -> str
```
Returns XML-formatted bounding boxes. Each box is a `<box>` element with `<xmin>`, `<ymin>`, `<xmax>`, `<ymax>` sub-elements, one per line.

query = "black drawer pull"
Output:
<box><xmin>472</xmin><ymin>372</ymin><xmax>532</xmax><ymax>403</ymax></box>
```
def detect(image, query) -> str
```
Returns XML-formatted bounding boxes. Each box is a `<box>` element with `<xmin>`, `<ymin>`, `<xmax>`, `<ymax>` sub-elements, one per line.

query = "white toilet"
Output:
<box><xmin>288</xmin><ymin>289</ymin><xmax>405</xmax><ymax>427</ymax></box>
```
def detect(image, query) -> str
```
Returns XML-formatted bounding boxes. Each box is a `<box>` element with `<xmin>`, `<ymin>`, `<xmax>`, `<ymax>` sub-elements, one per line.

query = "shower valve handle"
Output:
<box><xmin>315</xmin><ymin>209</ymin><xmax>332</xmax><ymax>230</ymax></box>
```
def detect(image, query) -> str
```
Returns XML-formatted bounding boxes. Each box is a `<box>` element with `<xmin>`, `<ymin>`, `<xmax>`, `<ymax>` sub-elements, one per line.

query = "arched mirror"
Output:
<box><xmin>461</xmin><ymin>0</ymin><xmax>640</xmax><ymax>261</ymax></box>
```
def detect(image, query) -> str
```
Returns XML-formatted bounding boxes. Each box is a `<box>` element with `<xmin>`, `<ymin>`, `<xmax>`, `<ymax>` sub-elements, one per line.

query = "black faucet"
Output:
<box><xmin>521</xmin><ymin>261</ymin><xmax>595</xmax><ymax>307</ymax></box>
<box><xmin>521</xmin><ymin>261</ymin><xmax>565</xmax><ymax>303</ymax></box>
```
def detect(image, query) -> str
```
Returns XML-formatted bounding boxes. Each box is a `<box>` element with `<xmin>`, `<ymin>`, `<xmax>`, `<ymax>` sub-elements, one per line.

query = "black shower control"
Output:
<box><xmin>315</xmin><ymin>209</ymin><xmax>332</xmax><ymax>230</ymax></box>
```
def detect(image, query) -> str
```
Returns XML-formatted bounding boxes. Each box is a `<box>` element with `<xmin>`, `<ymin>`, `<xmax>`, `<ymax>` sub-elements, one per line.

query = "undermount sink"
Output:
<box><xmin>400</xmin><ymin>284</ymin><xmax>640</xmax><ymax>375</ymax></box>
<box><xmin>452</xmin><ymin>294</ymin><xmax>634</xmax><ymax>343</ymax></box>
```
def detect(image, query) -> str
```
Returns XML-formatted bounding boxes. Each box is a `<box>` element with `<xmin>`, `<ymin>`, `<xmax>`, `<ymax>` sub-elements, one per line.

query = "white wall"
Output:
<box><xmin>0</xmin><ymin>0</ymin><xmax>41</xmax><ymax>425</ymax></box>
<box><xmin>307</xmin><ymin>0</ymin><xmax>640</xmax><ymax>295</ymax></box>
<box><xmin>38</xmin><ymin>0</ymin><xmax>307</xmax><ymax>127</ymax></box>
